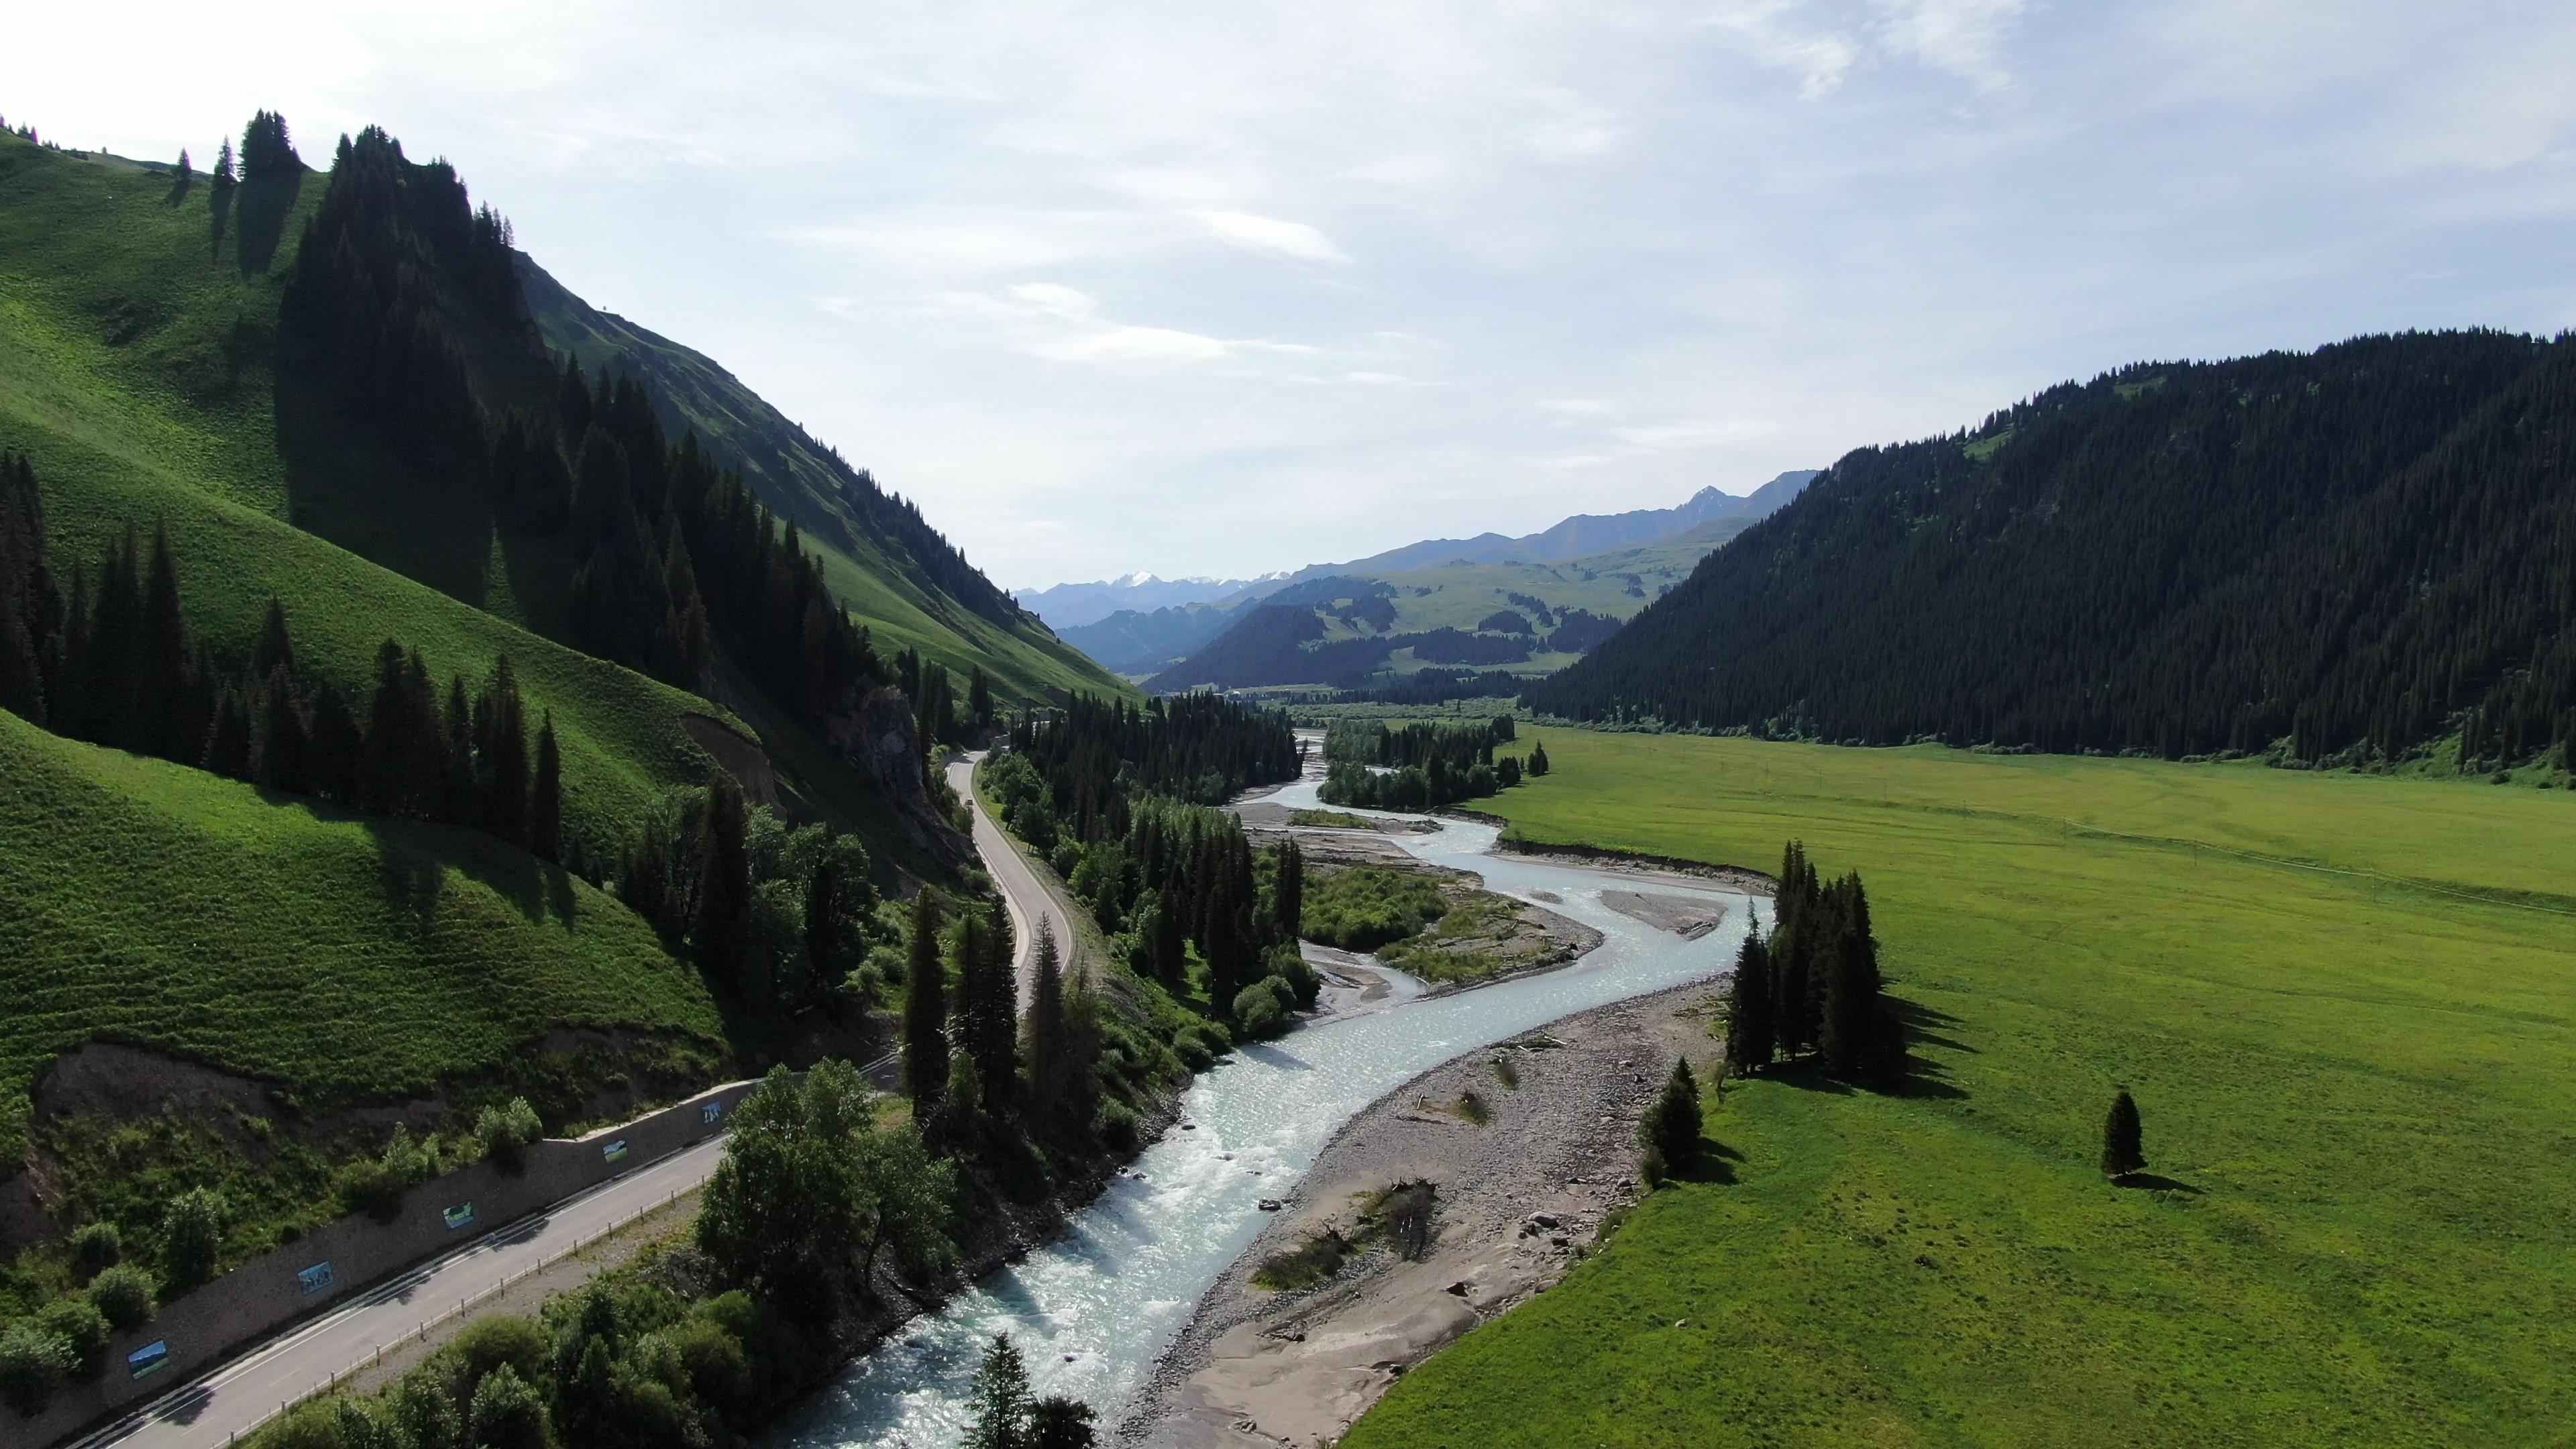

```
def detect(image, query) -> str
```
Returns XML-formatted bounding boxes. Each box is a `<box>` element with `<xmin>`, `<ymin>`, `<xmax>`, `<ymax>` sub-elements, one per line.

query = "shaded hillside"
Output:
<box><xmin>1532</xmin><ymin>331</ymin><xmax>2576</xmax><ymax>768</ymax></box>
<box><xmin>523</xmin><ymin>261</ymin><xmax>1122</xmax><ymax>702</ymax></box>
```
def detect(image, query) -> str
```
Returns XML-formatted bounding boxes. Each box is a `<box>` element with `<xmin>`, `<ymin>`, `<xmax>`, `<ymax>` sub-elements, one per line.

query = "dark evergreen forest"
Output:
<box><xmin>1530</xmin><ymin>331</ymin><xmax>2576</xmax><ymax>768</ymax></box>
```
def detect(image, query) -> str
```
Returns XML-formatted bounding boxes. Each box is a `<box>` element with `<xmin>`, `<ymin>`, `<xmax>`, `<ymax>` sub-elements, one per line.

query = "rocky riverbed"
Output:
<box><xmin>1126</xmin><ymin>979</ymin><xmax>1725</xmax><ymax>1448</ymax></box>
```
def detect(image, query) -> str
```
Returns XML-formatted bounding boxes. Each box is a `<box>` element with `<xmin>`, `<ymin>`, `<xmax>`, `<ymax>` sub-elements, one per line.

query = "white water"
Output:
<box><xmin>771</xmin><ymin>773</ymin><xmax>1759</xmax><ymax>1448</ymax></box>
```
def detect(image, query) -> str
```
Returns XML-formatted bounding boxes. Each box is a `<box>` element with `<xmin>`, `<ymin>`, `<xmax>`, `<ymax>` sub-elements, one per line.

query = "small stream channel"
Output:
<box><xmin>770</xmin><ymin>761</ymin><xmax>1760</xmax><ymax>1447</ymax></box>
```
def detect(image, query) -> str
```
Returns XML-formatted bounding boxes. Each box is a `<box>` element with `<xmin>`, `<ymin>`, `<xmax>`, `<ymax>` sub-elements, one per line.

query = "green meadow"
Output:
<box><xmin>1348</xmin><ymin>731</ymin><xmax>2576</xmax><ymax>1448</ymax></box>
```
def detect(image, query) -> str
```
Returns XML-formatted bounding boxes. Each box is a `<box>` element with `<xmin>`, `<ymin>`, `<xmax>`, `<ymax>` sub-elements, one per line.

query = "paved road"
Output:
<box><xmin>73</xmin><ymin>1136</ymin><xmax>727</xmax><ymax>1449</ymax></box>
<box><xmin>948</xmin><ymin>751</ymin><xmax>1087</xmax><ymax>1002</ymax></box>
<box><xmin>68</xmin><ymin>759</ymin><xmax>1066</xmax><ymax>1449</ymax></box>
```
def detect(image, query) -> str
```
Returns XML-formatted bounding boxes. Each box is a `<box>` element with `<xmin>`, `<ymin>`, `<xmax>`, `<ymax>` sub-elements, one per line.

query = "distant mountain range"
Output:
<box><xmin>1051</xmin><ymin>470</ymin><xmax>1816</xmax><ymax>688</ymax></box>
<box><xmin>1014</xmin><ymin>572</ymin><xmax>1287</xmax><ymax>629</ymax></box>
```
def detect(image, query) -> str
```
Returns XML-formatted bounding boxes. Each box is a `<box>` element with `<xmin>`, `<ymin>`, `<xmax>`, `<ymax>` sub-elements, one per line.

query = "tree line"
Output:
<box><xmin>1723</xmin><ymin>843</ymin><xmax>1904</xmax><ymax>1085</ymax></box>
<box><xmin>0</xmin><ymin>456</ymin><xmax>569</xmax><ymax>857</ymax></box>
<box><xmin>1317</xmin><ymin>716</ymin><xmax>1542</xmax><ymax>810</ymax></box>
<box><xmin>1532</xmin><ymin>331</ymin><xmax>2576</xmax><ymax>773</ymax></box>
<box><xmin>989</xmin><ymin>696</ymin><xmax>1314</xmax><ymax>1036</ymax></box>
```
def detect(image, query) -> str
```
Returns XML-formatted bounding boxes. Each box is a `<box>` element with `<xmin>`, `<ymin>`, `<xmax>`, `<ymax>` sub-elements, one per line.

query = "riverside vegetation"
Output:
<box><xmin>1345</xmin><ymin>728</ymin><xmax>2576</xmax><ymax>1447</ymax></box>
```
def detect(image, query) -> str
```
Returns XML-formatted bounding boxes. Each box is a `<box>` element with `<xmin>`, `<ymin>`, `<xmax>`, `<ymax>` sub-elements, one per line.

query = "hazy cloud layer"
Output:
<box><xmin>7</xmin><ymin>1</ymin><xmax>2573</xmax><ymax>584</ymax></box>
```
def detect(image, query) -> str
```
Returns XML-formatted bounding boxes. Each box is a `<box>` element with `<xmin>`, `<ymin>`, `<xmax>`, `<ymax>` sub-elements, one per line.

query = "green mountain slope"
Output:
<box><xmin>521</xmin><ymin>260</ymin><xmax>1127</xmax><ymax>704</ymax></box>
<box><xmin>0</xmin><ymin>132</ymin><xmax>722</xmax><ymax>845</ymax></box>
<box><xmin>0</xmin><ymin>709</ymin><xmax>723</xmax><ymax>1289</ymax></box>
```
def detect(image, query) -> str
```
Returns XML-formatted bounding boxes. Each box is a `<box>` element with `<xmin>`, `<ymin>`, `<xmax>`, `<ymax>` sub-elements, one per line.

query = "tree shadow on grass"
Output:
<box><xmin>234</xmin><ymin>170</ymin><xmax>301</xmax><ymax>276</ymax></box>
<box><xmin>359</xmin><ymin>811</ymin><xmax>578</xmax><ymax>934</ymax></box>
<box><xmin>2112</xmin><ymin>1173</ymin><xmax>2203</xmax><ymax>1195</ymax></box>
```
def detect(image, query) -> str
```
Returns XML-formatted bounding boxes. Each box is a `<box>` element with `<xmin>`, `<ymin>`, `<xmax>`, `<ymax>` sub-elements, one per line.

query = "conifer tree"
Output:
<box><xmin>529</xmin><ymin>712</ymin><xmax>563</xmax><ymax>861</ymax></box>
<box><xmin>201</xmin><ymin>684</ymin><xmax>252</xmax><ymax>778</ymax></box>
<box><xmin>1724</xmin><ymin>929</ymin><xmax>1776</xmax><ymax>1075</ymax></box>
<box><xmin>138</xmin><ymin>524</ymin><xmax>191</xmax><ymax>759</ymax></box>
<box><xmin>1271</xmin><ymin>839</ymin><xmax>1304</xmax><ymax>941</ymax></box>
<box><xmin>1023</xmin><ymin>920</ymin><xmax>1069</xmax><ymax>1132</ymax></box>
<box><xmin>306</xmin><ymin>680</ymin><xmax>364</xmax><ymax>802</ymax></box>
<box><xmin>968</xmin><ymin>664</ymin><xmax>995</xmax><ymax>729</ymax></box>
<box><xmin>2101</xmin><ymin>1087</ymin><xmax>2146</xmax><ymax>1179</ymax></box>
<box><xmin>252</xmin><ymin>669</ymin><xmax>309</xmax><ymax>793</ymax></box>
<box><xmin>476</xmin><ymin>656</ymin><xmax>530</xmax><ymax>845</ymax></box>
<box><xmin>694</xmin><ymin>779</ymin><xmax>752</xmax><ymax>983</ymax></box>
<box><xmin>962</xmin><ymin>1333</ymin><xmax>1034</xmax><ymax>1449</ymax></box>
<box><xmin>965</xmin><ymin>898</ymin><xmax>1018</xmax><ymax>1118</ymax></box>
<box><xmin>1527</xmin><ymin>739</ymin><xmax>1550</xmax><ymax>775</ymax></box>
<box><xmin>1639</xmin><ymin>1057</ymin><xmax>1702</xmax><ymax>1181</ymax></box>
<box><xmin>902</xmin><ymin>892</ymin><xmax>948</xmax><ymax>1108</ymax></box>
<box><xmin>805</xmin><ymin>843</ymin><xmax>843</xmax><ymax>994</ymax></box>
<box><xmin>213</xmin><ymin>138</ymin><xmax>235</xmax><ymax>191</ymax></box>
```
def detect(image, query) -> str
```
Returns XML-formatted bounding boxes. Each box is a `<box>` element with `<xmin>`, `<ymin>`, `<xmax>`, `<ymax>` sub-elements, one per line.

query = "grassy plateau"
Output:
<box><xmin>1347</xmin><ymin>730</ymin><xmax>2576</xmax><ymax>1448</ymax></box>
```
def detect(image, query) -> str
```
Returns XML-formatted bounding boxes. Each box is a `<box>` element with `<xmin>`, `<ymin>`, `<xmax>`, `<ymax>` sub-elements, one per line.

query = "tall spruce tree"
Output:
<box><xmin>1022</xmin><ymin>920</ymin><xmax>1069</xmax><ymax>1133</ymax></box>
<box><xmin>968</xmin><ymin>898</ymin><xmax>1018</xmax><ymax>1118</ymax></box>
<box><xmin>2101</xmin><ymin>1088</ymin><xmax>2146</xmax><ymax>1179</ymax></box>
<box><xmin>694</xmin><ymin>779</ymin><xmax>752</xmax><ymax>985</ymax></box>
<box><xmin>529</xmin><ymin>712</ymin><xmax>563</xmax><ymax>861</ymax></box>
<box><xmin>1271</xmin><ymin>839</ymin><xmax>1304</xmax><ymax>942</ymax></box>
<box><xmin>1724</xmin><ymin>929</ymin><xmax>1776</xmax><ymax>1075</ymax></box>
<box><xmin>805</xmin><ymin>842</ymin><xmax>844</xmax><ymax>994</ymax></box>
<box><xmin>902</xmin><ymin>892</ymin><xmax>948</xmax><ymax>1108</ymax></box>
<box><xmin>1527</xmin><ymin>739</ymin><xmax>1550</xmax><ymax>775</ymax></box>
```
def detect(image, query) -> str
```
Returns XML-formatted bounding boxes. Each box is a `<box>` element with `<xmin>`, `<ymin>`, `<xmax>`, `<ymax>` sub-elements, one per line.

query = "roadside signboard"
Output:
<box><xmin>702</xmin><ymin>1099</ymin><xmax>723</xmax><ymax>1126</ymax></box>
<box><xmin>297</xmin><ymin>1261</ymin><xmax>335</xmax><ymax>1295</ymax></box>
<box><xmin>127</xmin><ymin>1340</ymin><xmax>169</xmax><ymax>1380</ymax></box>
<box><xmin>443</xmin><ymin>1201</ymin><xmax>476</xmax><ymax>1230</ymax></box>
<box><xmin>602</xmin><ymin>1139</ymin><xmax>629</xmax><ymax>1167</ymax></box>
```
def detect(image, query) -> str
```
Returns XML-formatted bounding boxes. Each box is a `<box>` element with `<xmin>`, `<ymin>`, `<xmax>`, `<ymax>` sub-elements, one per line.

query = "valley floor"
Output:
<box><xmin>1342</xmin><ymin>730</ymin><xmax>2576</xmax><ymax>1448</ymax></box>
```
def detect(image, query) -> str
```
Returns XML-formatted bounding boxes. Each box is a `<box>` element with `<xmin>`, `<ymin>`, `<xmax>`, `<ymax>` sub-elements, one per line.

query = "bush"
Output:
<box><xmin>451</xmin><ymin>1313</ymin><xmax>549</xmax><ymax>1395</ymax></box>
<box><xmin>34</xmin><ymin>1299</ymin><xmax>108</xmax><ymax>1378</ymax></box>
<box><xmin>159</xmin><ymin>1187</ymin><xmax>226</xmax><ymax>1295</ymax></box>
<box><xmin>1095</xmin><ymin>1099</ymin><xmax>1140</xmax><ymax>1154</ymax></box>
<box><xmin>0</xmin><ymin>1320</ymin><xmax>73</xmax><ymax>1416</ymax></box>
<box><xmin>1233</xmin><ymin>985</ymin><xmax>1285</xmax><ymax>1040</ymax></box>
<box><xmin>467</xmin><ymin>1362</ymin><xmax>548</xmax><ymax>1449</ymax></box>
<box><xmin>70</xmin><ymin>1222</ymin><xmax>121</xmax><ymax>1277</ymax></box>
<box><xmin>87</xmin><ymin>1263</ymin><xmax>156</xmax><ymax>1332</ymax></box>
<box><xmin>1303</xmin><ymin>866</ymin><xmax>1447</xmax><ymax>952</ymax></box>
<box><xmin>337</xmin><ymin>1127</ymin><xmax>436</xmax><ymax>1223</ymax></box>
<box><xmin>475</xmin><ymin>1097</ymin><xmax>545</xmax><ymax>1174</ymax></box>
<box><xmin>667</xmin><ymin>1318</ymin><xmax>751</xmax><ymax>1414</ymax></box>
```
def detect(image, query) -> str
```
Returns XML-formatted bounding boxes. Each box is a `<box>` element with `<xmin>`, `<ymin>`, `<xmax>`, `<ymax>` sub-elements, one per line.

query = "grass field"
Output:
<box><xmin>0</xmin><ymin>712</ymin><xmax>724</xmax><ymax>1307</ymax></box>
<box><xmin>1346</xmin><ymin>731</ymin><xmax>2576</xmax><ymax>1448</ymax></box>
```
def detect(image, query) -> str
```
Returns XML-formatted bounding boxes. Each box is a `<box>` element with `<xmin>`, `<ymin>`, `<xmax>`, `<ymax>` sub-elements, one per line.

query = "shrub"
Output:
<box><xmin>475</xmin><ymin>1098</ymin><xmax>545</xmax><ymax>1175</ymax></box>
<box><xmin>1095</xmin><ymin>1099</ymin><xmax>1140</xmax><ymax>1154</ymax></box>
<box><xmin>667</xmin><ymin>1318</ymin><xmax>751</xmax><ymax>1413</ymax></box>
<box><xmin>70</xmin><ymin>1222</ymin><xmax>121</xmax><ymax>1277</ymax></box>
<box><xmin>467</xmin><ymin>1362</ymin><xmax>547</xmax><ymax>1449</ymax></box>
<box><xmin>390</xmin><ymin>1376</ymin><xmax>461</xmax><ymax>1449</ymax></box>
<box><xmin>34</xmin><ymin>1299</ymin><xmax>108</xmax><ymax>1378</ymax></box>
<box><xmin>337</xmin><ymin>1127</ymin><xmax>436</xmax><ymax>1223</ymax></box>
<box><xmin>451</xmin><ymin>1313</ymin><xmax>549</xmax><ymax>1395</ymax></box>
<box><xmin>1254</xmin><ymin>1230</ymin><xmax>1353</xmax><ymax>1291</ymax></box>
<box><xmin>1232</xmin><ymin>983</ymin><xmax>1285</xmax><ymax>1039</ymax></box>
<box><xmin>159</xmin><ymin>1187</ymin><xmax>226</xmax><ymax>1295</ymax></box>
<box><xmin>87</xmin><ymin>1264</ymin><xmax>156</xmax><ymax>1332</ymax></box>
<box><xmin>0</xmin><ymin>1320</ymin><xmax>73</xmax><ymax>1416</ymax></box>
<box><xmin>1303</xmin><ymin>867</ymin><xmax>1447</xmax><ymax>951</ymax></box>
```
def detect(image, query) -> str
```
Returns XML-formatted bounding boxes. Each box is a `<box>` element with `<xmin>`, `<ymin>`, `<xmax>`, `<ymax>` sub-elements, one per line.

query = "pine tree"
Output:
<box><xmin>252</xmin><ymin>597</ymin><xmax>297</xmax><ymax>682</ymax></box>
<box><xmin>967</xmin><ymin>899</ymin><xmax>1018</xmax><ymax>1119</ymax></box>
<box><xmin>1527</xmin><ymin>739</ymin><xmax>1550</xmax><ymax>776</ymax></box>
<box><xmin>902</xmin><ymin>892</ymin><xmax>948</xmax><ymax>1108</ymax></box>
<box><xmin>138</xmin><ymin>524</ymin><xmax>191</xmax><ymax>760</ymax></box>
<box><xmin>529</xmin><ymin>712</ymin><xmax>563</xmax><ymax>861</ymax></box>
<box><xmin>477</xmin><ymin>656</ymin><xmax>530</xmax><ymax>845</ymax></box>
<box><xmin>968</xmin><ymin>664</ymin><xmax>995</xmax><ymax>729</ymax></box>
<box><xmin>1023</xmin><ymin>920</ymin><xmax>1069</xmax><ymax>1132</ymax></box>
<box><xmin>252</xmin><ymin>668</ymin><xmax>309</xmax><ymax>793</ymax></box>
<box><xmin>1639</xmin><ymin>1057</ymin><xmax>1702</xmax><ymax>1181</ymax></box>
<box><xmin>306</xmin><ymin>680</ymin><xmax>364</xmax><ymax>802</ymax></box>
<box><xmin>1271</xmin><ymin>839</ymin><xmax>1304</xmax><ymax>941</ymax></box>
<box><xmin>962</xmin><ymin>1333</ymin><xmax>1034</xmax><ymax>1449</ymax></box>
<box><xmin>2101</xmin><ymin>1087</ymin><xmax>2146</xmax><ymax>1179</ymax></box>
<box><xmin>694</xmin><ymin>779</ymin><xmax>752</xmax><ymax>984</ymax></box>
<box><xmin>201</xmin><ymin>685</ymin><xmax>252</xmax><ymax>778</ymax></box>
<box><xmin>1724</xmin><ymin>929</ymin><xmax>1776</xmax><ymax>1075</ymax></box>
<box><xmin>213</xmin><ymin>138</ymin><xmax>236</xmax><ymax>191</ymax></box>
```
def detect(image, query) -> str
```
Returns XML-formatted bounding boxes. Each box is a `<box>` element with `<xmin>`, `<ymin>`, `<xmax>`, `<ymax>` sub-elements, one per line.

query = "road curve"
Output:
<box><xmin>69</xmin><ymin>761</ymin><xmax>1067</xmax><ymax>1449</ymax></box>
<box><xmin>947</xmin><ymin>751</ymin><xmax>1086</xmax><ymax>1004</ymax></box>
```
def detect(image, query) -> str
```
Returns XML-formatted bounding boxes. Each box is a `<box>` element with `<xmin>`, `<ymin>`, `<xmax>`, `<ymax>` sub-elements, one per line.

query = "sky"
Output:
<box><xmin>7</xmin><ymin>2</ymin><xmax>2575</xmax><ymax>588</ymax></box>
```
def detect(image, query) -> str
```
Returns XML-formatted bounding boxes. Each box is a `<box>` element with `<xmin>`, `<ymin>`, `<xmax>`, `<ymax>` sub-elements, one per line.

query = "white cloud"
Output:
<box><xmin>1340</xmin><ymin>370</ymin><xmax>1420</xmax><ymax>384</ymax></box>
<box><xmin>1700</xmin><ymin>1</ymin><xmax>1860</xmax><ymax>100</ymax></box>
<box><xmin>1191</xmin><ymin>209</ymin><xmax>1350</xmax><ymax>262</ymax></box>
<box><xmin>1874</xmin><ymin>0</ymin><xmax>2029</xmax><ymax>91</ymax></box>
<box><xmin>1613</xmin><ymin>419</ymin><xmax>1774</xmax><ymax>449</ymax></box>
<box><xmin>1540</xmin><ymin>398</ymin><xmax>1612</xmax><ymax>415</ymax></box>
<box><xmin>904</xmin><ymin>282</ymin><xmax>1316</xmax><ymax>366</ymax></box>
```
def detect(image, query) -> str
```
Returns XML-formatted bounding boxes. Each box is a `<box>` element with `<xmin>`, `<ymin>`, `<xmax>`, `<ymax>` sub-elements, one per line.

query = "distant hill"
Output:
<box><xmin>1106</xmin><ymin>472</ymin><xmax>1813</xmax><ymax>688</ymax></box>
<box><xmin>1014</xmin><ymin>572</ymin><xmax>1285</xmax><ymax>629</ymax></box>
<box><xmin>1531</xmin><ymin>331</ymin><xmax>2576</xmax><ymax>769</ymax></box>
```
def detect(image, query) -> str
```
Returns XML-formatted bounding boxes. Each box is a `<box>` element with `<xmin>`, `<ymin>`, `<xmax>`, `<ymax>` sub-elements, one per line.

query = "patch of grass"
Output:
<box><xmin>1347</xmin><ymin>730</ymin><xmax>2576</xmax><ymax>1448</ymax></box>
<box><xmin>1377</xmin><ymin>889</ymin><xmax>1545</xmax><ymax>985</ymax></box>
<box><xmin>1289</xmin><ymin>808</ymin><xmax>1381</xmax><ymax>830</ymax></box>
<box><xmin>1489</xmin><ymin>1055</ymin><xmax>1519</xmax><ymax>1090</ymax></box>
<box><xmin>1452</xmin><ymin>1089</ymin><xmax>1491</xmax><ymax>1126</ymax></box>
<box><xmin>1253</xmin><ymin>1228</ymin><xmax>1356</xmax><ymax>1292</ymax></box>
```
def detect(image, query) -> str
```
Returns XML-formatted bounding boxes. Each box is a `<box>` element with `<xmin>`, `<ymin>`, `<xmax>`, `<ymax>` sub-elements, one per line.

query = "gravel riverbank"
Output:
<box><xmin>1124</xmin><ymin>977</ymin><xmax>1726</xmax><ymax>1448</ymax></box>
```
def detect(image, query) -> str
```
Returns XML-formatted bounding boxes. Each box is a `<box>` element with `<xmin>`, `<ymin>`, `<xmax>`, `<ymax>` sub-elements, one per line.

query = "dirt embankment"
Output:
<box><xmin>1128</xmin><ymin>981</ymin><xmax>1723</xmax><ymax>1448</ymax></box>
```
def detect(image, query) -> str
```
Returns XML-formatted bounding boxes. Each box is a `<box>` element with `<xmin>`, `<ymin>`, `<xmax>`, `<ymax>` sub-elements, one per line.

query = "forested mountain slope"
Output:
<box><xmin>522</xmin><ymin>260</ymin><xmax>1120</xmax><ymax>700</ymax></box>
<box><xmin>1531</xmin><ymin>331</ymin><xmax>2576</xmax><ymax>768</ymax></box>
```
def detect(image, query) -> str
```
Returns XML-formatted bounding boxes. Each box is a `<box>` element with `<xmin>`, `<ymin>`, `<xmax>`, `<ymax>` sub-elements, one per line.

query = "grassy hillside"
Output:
<box><xmin>0</xmin><ymin>711</ymin><xmax>724</xmax><ymax>1299</ymax></box>
<box><xmin>523</xmin><ymin>260</ymin><xmax>1129</xmax><ymax>704</ymax></box>
<box><xmin>0</xmin><ymin>132</ymin><xmax>729</xmax><ymax>847</ymax></box>
<box><xmin>1348</xmin><ymin>732</ymin><xmax>2576</xmax><ymax>1447</ymax></box>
